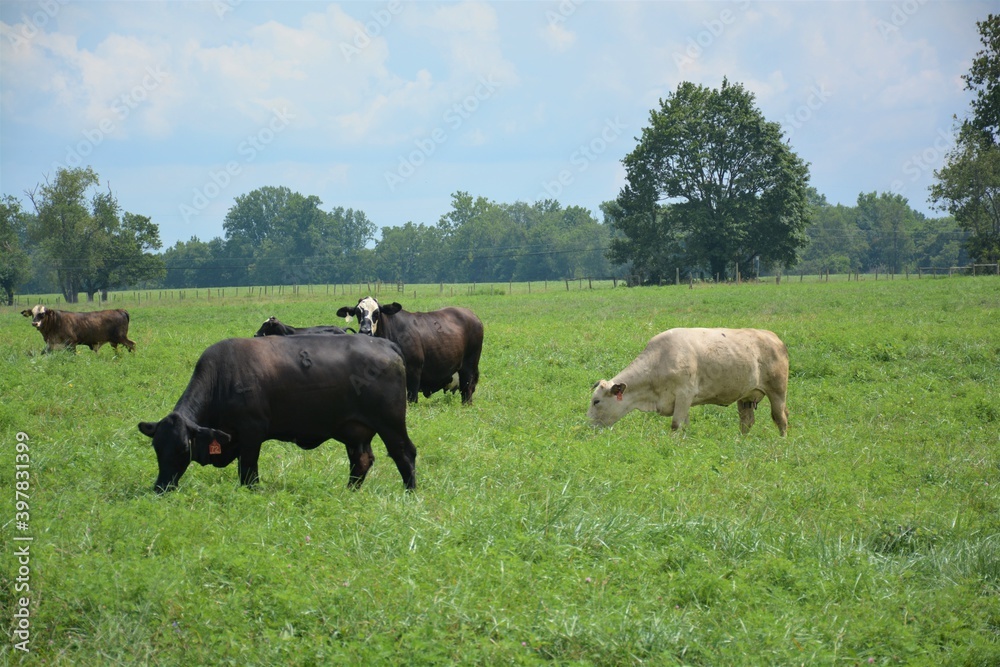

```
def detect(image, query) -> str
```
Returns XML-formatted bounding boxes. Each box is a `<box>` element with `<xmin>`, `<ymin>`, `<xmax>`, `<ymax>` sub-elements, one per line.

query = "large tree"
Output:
<box><xmin>855</xmin><ymin>191</ymin><xmax>921</xmax><ymax>274</ymax></box>
<box><xmin>222</xmin><ymin>186</ymin><xmax>377</xmax><ymax>285</ymax></box>
<box><xmin>25</xmin><ymin>167</ymin><xmax>164</xmax><ymax>302</ymax></box>
<box><xmin>931</xmin><ymin>14</ymin><xmax>1000</xmax><ymax>264</ymax></box>
<box><xmin>610</xmin><ymin>79</ymin><xmax>811</xmax><ymax>282</ymax></box>
<box><xmin>0</xmin><ymin>195</ymin><xmax>32</xmax><ymax>305</ymax></box>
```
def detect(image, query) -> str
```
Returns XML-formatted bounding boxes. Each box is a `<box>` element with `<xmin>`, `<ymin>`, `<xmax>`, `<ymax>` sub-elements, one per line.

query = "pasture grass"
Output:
<box><xmin>1</xmin><ymin>277</ymin><xmax>998</xmax><ymax>665</ymax></box>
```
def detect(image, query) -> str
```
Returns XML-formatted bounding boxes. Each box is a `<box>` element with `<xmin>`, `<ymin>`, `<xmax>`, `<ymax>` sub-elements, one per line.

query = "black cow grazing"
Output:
<box><xmin>253</xmin><ymin>315</ymin><xmax>352</xmax><ymax>337</ymax></box>
<box><xmin>336</xmin><ymin>297</ymin><xmax>483</xmax><ymax>404</ymax></box>
<box><xmin>21</xmin><ymin>304</ymin><xmax>136</xmax><ymax>353</ymax></box>
<box><xmin>137</xmin><ymin>335</ymin><xmax>417</xmax><ymax>493</ymax></box>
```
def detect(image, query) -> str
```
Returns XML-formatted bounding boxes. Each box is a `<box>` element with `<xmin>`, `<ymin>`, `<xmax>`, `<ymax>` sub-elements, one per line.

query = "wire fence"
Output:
<box><xmin>4</xmin><ymin>266</ymin><xmax>997</xmax><ymax>310</ymax></box>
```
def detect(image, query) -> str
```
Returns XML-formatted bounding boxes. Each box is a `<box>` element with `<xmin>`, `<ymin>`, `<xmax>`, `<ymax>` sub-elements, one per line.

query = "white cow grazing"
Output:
<box><xmin>588</xmin><ymin>328</ymin><xmax>789</xmax><ymax>435</ymax></box>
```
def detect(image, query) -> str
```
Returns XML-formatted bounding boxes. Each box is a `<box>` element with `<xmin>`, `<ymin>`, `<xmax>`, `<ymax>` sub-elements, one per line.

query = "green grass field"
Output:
<box><xmin>1</xmin><ymin>277</ymin><xmax>998</xmax><ymax>666</ymax></box>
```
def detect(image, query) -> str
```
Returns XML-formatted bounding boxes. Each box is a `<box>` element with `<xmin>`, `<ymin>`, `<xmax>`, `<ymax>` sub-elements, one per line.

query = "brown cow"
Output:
<box><xmin>20</xmin><ymin>305</ymin><xmax>136</xmax><ymax>353</ymax></box>
<box><xmin>589</xmin><ymin>328</ymin><xmax>789</xmax><ymax>435</ymax></box>
<box><xmin>336</xmin><ymin>297</ymin><xmax>483</xmax><ymax>404</ymax></box>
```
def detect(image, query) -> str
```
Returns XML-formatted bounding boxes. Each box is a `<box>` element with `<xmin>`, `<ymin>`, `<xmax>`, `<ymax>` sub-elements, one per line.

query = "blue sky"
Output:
<box><xmin>0</xmin><ymin>0</ymin><xmax>989</xmax><ymax>248</ymax></box>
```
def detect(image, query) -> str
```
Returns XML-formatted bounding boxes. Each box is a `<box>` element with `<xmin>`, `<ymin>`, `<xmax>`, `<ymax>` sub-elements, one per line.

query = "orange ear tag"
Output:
<box><xmin>209</xmin><ymin>440</ymin><xmax>222</xmax><ymax>455</ymax></box>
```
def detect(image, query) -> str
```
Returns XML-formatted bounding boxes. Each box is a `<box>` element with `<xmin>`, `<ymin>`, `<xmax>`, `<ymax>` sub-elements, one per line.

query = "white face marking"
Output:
<box><xmin>357</xmin><ymin>296</ymin><xmax>380</xmax><ymax>334</ymax></box>
<box><xmin>30</xmin><ymin>305</ymin><xmax>46</xmax><ymax>327</ymax></box>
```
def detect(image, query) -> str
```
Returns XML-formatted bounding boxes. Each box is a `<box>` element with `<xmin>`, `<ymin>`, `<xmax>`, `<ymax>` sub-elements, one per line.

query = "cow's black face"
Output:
<box><xmin>138</xmin><ymin>413</ymin><xmax>232</xmax><ymax>493</ymax></box>
<box><xmin>254</xmin><ymin>317</ymin><xmax>280</xmax><ymax>337</ymax></box>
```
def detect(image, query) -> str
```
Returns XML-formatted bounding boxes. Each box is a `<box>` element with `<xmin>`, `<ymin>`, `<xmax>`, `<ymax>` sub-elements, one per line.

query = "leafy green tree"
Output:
<box><xmin>931</xmin><ymin>133</ymin><xmax>1000</xmax><ymax>264</ymax></box>
<box><xmin>222</xmin><ymin>186</ymin><xmax>377</xmax><ymax>285</ymax></box>
<box><xmin>612</xmin><ymin>79</ymin><xmax>811</xmax><ymax>282</ymax></box>
<box><xmin>26</xmin><ymin>167</ymin><xmax>100</xmax><ymax>302</ymax></box>
<box><xmin>931</xmin><ymin>14</ymin><xmax>1000</xmax><ymax>264</ymax></box>
<box><xmin>371</xmin><ymin>193</ymin><xmax>614</xmax><ymax>283</ymax></box>
<box><xmin>25</xmin><ymin>167</ymin><xmax>163</xmax><ymax>302</ymax></box>
<box><xmin>964</xmin><ymin>14</ymin><xmax>1000</xmax><ymax>144</ymax></box>
<box><xmin>374</xmin><ymin>222</ymin><xmax>446</xmax><ymax>283</ymax></box>
<box><xmin>855</xmin><ymin>192</ymin><xmax>921</xmax><ymax>273</ymax></box>
<box><xmin>912</xmin><ymin>216</ymin><xmax>969</xmax><ymax>269</ymax></box>
<box><xmin>0</xmin><ymin>195</ymin><xmax>32</xmax><ymax>305</ymax></box>
<box><xmin>798</xmin><ymin>201</ymin><xmax>862</xmax><ymax>275</ymax></box>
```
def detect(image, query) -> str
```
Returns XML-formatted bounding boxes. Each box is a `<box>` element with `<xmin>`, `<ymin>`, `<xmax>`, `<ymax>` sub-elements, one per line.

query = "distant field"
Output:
<box><xmin>1</xmin><ymin>277</ymin><xmax>998</xmax><ymax>665</ymax></box>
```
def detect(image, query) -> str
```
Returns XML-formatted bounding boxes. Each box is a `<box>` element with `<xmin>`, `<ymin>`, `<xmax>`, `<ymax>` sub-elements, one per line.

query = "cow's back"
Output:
<box><xmin>188</xmin><ymin>335</ymin><xmax>407</xmax><ymax>434</ymax></box>
<box><xmin>639</xmin><ymin>328</ymin><xmax>786</xmax><ymax>406</ymax></box>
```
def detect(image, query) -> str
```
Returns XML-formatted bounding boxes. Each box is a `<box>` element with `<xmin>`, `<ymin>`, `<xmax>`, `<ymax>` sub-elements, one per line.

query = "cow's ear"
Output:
<box><xmin>382</xmin><ymin>302</ymin><xmax>403</xmax><ymax>315</ymax></box>
<box><xmin>610</xmin><ymin>383</ymin><xmax>627</xmax><ymax>398</ymax></box>
<box><xmin>336</xmin><ymin>306</ymin><xmax>354</xmax><ymax>319</ymax></box>
<box><xmin>138</xmin><ymin>421</ymin><xmax>159</xmax><ymax>438</ymax></box>
<box><xmin>194</xmin><ymin>425</ymin><xmax>231</xmax><ymax>445</ymax></box>
<box><xmin>20</xmin><ymin>309</ymin><xmax>31</xmax><ymax>318</ymax></box>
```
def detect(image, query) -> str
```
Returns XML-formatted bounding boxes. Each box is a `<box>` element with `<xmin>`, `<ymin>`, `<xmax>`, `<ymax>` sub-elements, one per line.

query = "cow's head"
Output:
<box><xmin>138</xmin><ymin>413</ymin><xmax>232</xmax><ymax>493</ymax></box>
<box><xmin>253</xmin><ymin>316</ymin><xmax>282</xmax><ymax>337</ymax></box>
<box><xmin>336</xmin><ymin>297</ymin><xmax>403</xmax><ymax>336</ymax></box>
<box><xmin>588</xmin><ymin>380</ymin><xmax>629</xmax><ymax>427</ymax></box>
<box><xmin>20</xmin><ymin>305</ymin><xmax>47</xmax><ymax>328</ymax></box>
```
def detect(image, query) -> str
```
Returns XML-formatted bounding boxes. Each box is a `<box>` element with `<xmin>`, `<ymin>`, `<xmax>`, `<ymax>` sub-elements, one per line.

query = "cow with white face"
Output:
<box><xmin>589</xmin><ymin>328</ymin><xmax>789</xmax><ymax>435</ymax></box>
<box><xmin>348</xmin><ymin>297</ymin><xmax>383</xmax><ymax>335</ymax></box>
<box><xmin>337</xmin><ymin>297</ymin><xmax>484</xmax><ymax>404</ymax></box>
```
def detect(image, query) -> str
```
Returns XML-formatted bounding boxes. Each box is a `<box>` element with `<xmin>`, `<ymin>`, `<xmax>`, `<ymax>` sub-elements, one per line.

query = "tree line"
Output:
<box><xmin>1</xmin><ymin>168</ymin><xmax>970</xmax><ymax>305</ymax></box>
<box><xmin>158</xmin><ymin>189</ymin><xmax>616</xmax><ymax>289</ymax></box>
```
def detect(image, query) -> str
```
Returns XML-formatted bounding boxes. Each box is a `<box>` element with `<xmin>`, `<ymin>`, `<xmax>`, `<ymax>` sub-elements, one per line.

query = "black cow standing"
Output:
<box><xmin>336</xmin><ymin>297</ymin><xmax>483</xmax><ymax>404</ymax></box>
<box><xmin>138</xmin><ymin>335</ymin><xmax>417</xmax><ymax>492</ymax></box>
<box><xmin>253</xmin><ymin>315</ymin><xmax>352</xmax><ymax>337</ymax></box>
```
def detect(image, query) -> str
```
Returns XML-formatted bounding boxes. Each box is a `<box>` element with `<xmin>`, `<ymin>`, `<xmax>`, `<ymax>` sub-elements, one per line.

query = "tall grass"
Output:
<box><xmin>1</xmin><ymin>277</ymin><xmax>998</xmax><ymax>665</ymax></box>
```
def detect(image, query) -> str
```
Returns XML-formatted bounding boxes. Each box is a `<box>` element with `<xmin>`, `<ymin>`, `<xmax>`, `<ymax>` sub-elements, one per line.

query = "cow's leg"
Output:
<box><xmin>345</xmin><ymin>441</ymin><xmax>376</xmax><ymax>489</ymax></box>
<box><xmin>459</xmin><ymin>342</ymin><xmax>482</xmax><ymax>404</ymax></box>
<box><xmin>237</xmin><ymin>442</ymin><xmax>262</xmax><ymax>487</ymax></box>
<box><xmin>405</xmin><ymin>367</ymin><xmax>421</xmax><ymax>404</ymax></box>
<box><xmin>338</xmin><ymin>421</ymin><xmax>378</xmax><ymax>488</ymax></box>
<box><xmin>769</xmin><ymin>393</ymin><xmax>789</xmax><ymax>436</ymax></box>
<box><xmin>738</xmin><ymin>400</ymin><xmax>757</xmax><ymax>434</ymax></box>
<box><xmin>458</xmin><ymin>366</ymin><xmax>479</xmax><ymax>405</ymax></box>
<box><xmin>90</xmin><ymin>342</ymin><xmax>104</xmax><ymax>352</ymax></box>
<box><xmin>670</xmin><ymin>395</ymin><xmax>693</xmax><ymax>431</ymax></box>
<box><xmin>378</xmin><ymin>426</ymin><xmax>417</xmax><ymax>490</ymax></box>
<box><xmin>124</xmin><ymin>337</ymin><xmax>136</xmax><ymax>352</ymax></box>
